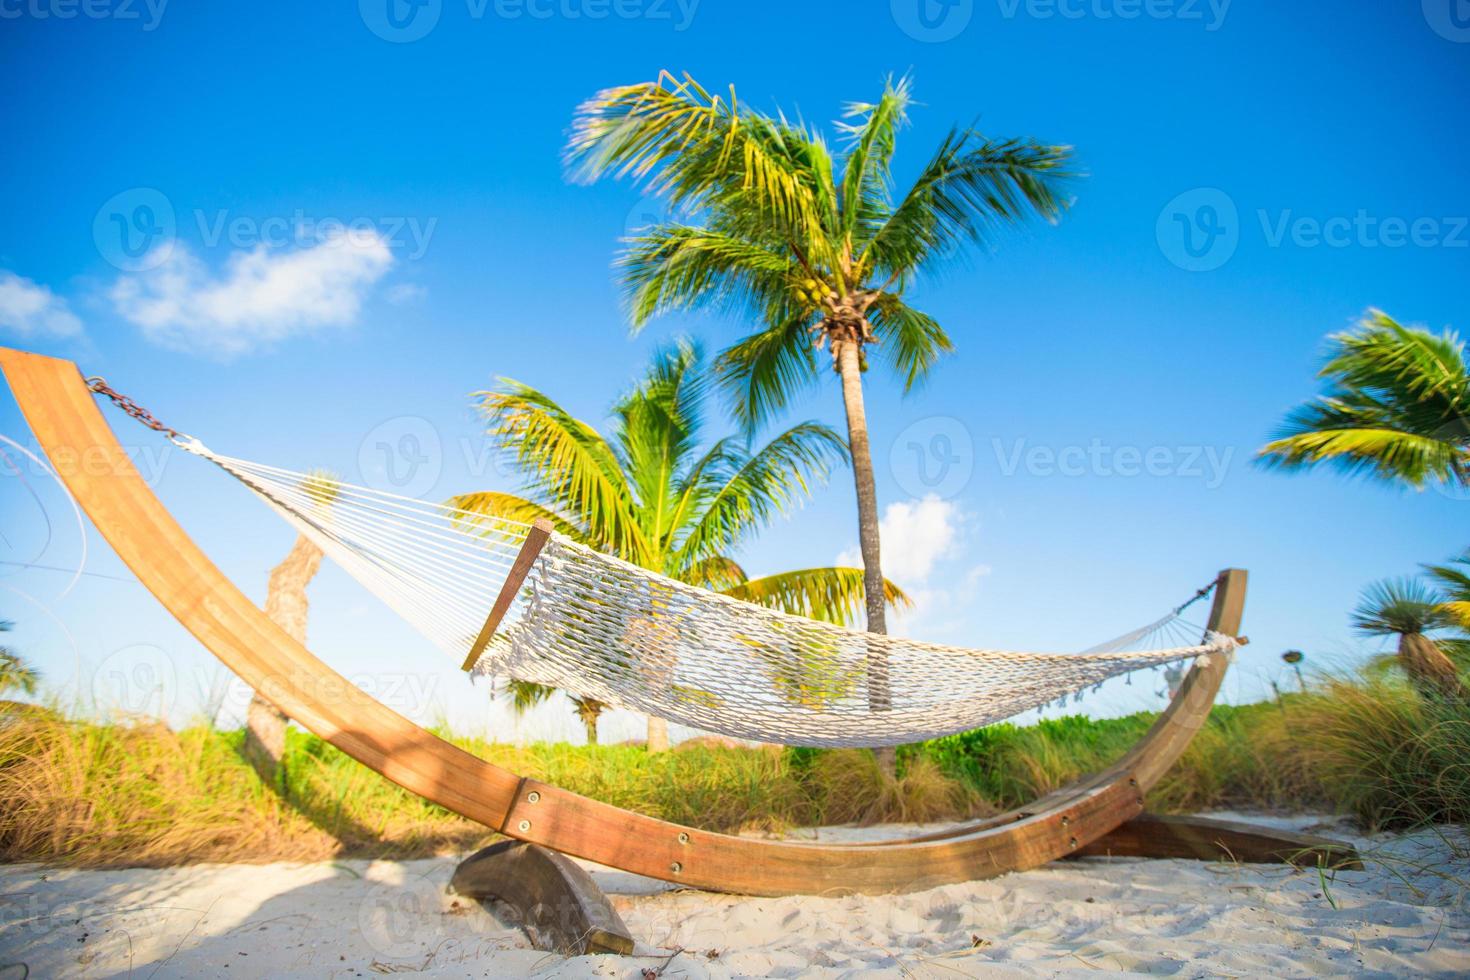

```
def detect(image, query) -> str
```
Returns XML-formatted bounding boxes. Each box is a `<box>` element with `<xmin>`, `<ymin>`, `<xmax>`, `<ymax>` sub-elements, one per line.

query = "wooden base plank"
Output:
<box><xmin>1076</xmin><ymin>813</ymin><xmax>1364</xmax><ymax>870</ymax></box>
<box><xmin>450</xmin><ymin>841</ymin><xmax>636</xmax><ymax>956</ymax></box>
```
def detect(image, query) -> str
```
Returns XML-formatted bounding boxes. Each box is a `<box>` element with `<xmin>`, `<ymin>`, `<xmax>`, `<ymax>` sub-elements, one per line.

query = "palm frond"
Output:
<box><xmin>676</xmin><ymin>421</ymin><xmax>848</xmax><ymax>565</ymax></box>
<box><xmin>620</xmin><ymin>225</ymin><xmax>794</xmax><ymax>328</ymax></box>
<box><xmin>1259</xmin><ymin>312</ymin><xmax>1470</xmax><ymax>489</ymax></box>
<box><xmin>476</xmin><ymin>380</ymin><xmax>648</xmax><ymax>561</ymax></box>
<box><xmin>837</xmin><ymin>75</ymin><xmax>910</xmax><ymax>244</ymax></box>
<box><xmin>712</xmin><ymin>316</ymin><xmax>820</xmax><ymax>435</ymax></box>
<box><xmin>445</xmin><ymin>491</ymin><xmax>582</xmax><ymax>538</ymax></box>
<box><xmin>863</xmin><ymin>130</ymin><xmax>1076</xmax><ymax>280</ymax></box>
<box><xmin>1352</xmin><ymin>577</ymin><xmax>1453</xmax><ymax>637</ymax></box>
<box><xmin>867</xmin><ymin>293</ymin><xmax>954</xmax><ymax>391</ymax></box>
<box><xmin>681</xmin><ymin>554</ymin><xmax>748</xmax><ymax>592</ymax></box>
<box><xmin>568</xmin><ymin>72</ymin><xmax>831</xmax><ymax>250</ymax></box>
<box><xmin>613</xmin><ymin>339</ymin><xmax>708</xmax><ymax>550</ymax></box>
<box><xmin>500</xmin><ymin>678</ymin><xmax>555</xmax><ymax>715</ymax></box>
<box><xmin>723</xmin><ymin>567</ymin><xmax>911</xmax><ymax>626</ymax></box>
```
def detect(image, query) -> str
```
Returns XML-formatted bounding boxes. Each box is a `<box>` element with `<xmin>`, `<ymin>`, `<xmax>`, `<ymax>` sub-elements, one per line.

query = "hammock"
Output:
<box><xmin>177</xmin><ymin>440</ymin><xmax>1236</xmax><ymax>747</ymax></box>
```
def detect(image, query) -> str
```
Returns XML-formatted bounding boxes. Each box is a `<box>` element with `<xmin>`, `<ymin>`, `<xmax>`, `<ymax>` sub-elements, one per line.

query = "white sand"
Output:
<box><xmin>2</xmin><ymin>813</ymin><xmax>1467</xmax><ymax>978</ymax></box>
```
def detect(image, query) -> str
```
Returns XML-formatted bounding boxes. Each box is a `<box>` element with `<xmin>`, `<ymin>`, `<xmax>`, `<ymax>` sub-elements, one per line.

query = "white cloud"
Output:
<box><xmin>839</xmin><ymin>495</ymin><xmax>988</xmax><ymax>638</ymax></box>
<box><xmin>384</xmin><ymin>282</ymin><xmax>427</xmax><ymax>306</ymax></box>
<box><xmin>0</xmin><ymin>271</ymin><xmax>83</xmax><ymax>339</ymax></box>
<box><xmin>839</xmin><ymin>495</ymin><xmax>961</xmax><ymax>584</ymax></box>
<box><xmin>110</xmin><ymin>230</ymin><xmax>394</xmax><ymax>357</ymax></box>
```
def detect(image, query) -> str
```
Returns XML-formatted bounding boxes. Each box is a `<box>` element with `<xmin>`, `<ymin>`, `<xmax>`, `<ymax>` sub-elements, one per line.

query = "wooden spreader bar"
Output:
<box><xmin>460</xmin><ymin>518</ymin><xmax>553</xmax><ymax>672</ymax></box>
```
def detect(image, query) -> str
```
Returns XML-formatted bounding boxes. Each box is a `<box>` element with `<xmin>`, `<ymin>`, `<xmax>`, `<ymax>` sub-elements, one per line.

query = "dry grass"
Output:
<box><xmin>1</xmin><ymin>671</ymin><xmax>1464</xmax><ymax>867</ymax></box>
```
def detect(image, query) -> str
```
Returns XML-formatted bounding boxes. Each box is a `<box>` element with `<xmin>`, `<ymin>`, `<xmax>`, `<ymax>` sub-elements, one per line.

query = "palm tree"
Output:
<box><xmin>451</xmin><ymin>340</ymin><xmax>909</xmax><ymax>750</ymax></box>
<box><xmin>243</xmin><ymin>470</ymin><xmax>339</xmax><ymax>782</ymax></box>
<box><xmin>1352</xmin><ymin>578</ymin><xmax>1464</xmax><ymax>698</ymax></box>
<box><xmin>566</xmin><ymin>72</ymin><xmax>1074</xmax><ymax>664</ymax></box>
<box><xmin>500</xmin><ymin>677</ymin><xmax>609</xmax><ymax>746</ymax></box>
<box><xmin>1258</xmin><ymin>310</ymin><xmax>1470</xmax><ymax>490</ymax></box>
<box><xmin>0</xmin><ymin>621</ymin><xmax>41</xmax><ymax>698</ymax></box>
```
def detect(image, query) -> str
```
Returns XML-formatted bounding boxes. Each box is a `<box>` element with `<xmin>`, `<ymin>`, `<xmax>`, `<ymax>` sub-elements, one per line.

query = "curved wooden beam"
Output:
<box><xmin>0</xmin><ymin>346</ymin><xmax>1245</xmax><ymax>897</ymax></box>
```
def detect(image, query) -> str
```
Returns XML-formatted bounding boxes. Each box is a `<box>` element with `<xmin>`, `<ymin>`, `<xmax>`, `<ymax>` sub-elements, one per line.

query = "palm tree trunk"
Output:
<box><xmin>835</xmin><ymin>339</ymin><xmax>896</xmax><ymax>774</ymax></box>
<box><xmin>244</xmin><ymin>533</ymin><xmax>323</xmax><ymax>782</ymax></box>
<box><xmin>1399</xmin><ymin>633</ymin><xmax>1465</xmax><ymax>699</ymax></box>
<box><xmin>647</xmin><ymin>715</ymin><xmax>670</xmax><ymax>752</ymax></box>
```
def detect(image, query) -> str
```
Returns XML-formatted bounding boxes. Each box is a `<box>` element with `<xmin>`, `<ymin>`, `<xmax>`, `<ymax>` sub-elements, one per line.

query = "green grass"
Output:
<box><xmin>1</xmin><ymin>672</ymin><xmax>1465</xmax><ymax>867</ymax></box>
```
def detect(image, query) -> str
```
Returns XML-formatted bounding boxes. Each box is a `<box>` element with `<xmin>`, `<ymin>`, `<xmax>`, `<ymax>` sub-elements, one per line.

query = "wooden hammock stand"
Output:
<box><xmin>1</xmin><ymin>348</ymin><xmax>1360</xmax><ymax>957</ymax></box>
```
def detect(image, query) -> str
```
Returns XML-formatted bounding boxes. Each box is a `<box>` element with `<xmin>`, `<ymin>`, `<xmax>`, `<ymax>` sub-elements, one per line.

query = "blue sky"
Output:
<box><xmin>1</xmin><ymin>0</ymin><xmax>1465</xmax><ymax>740</ymax></box>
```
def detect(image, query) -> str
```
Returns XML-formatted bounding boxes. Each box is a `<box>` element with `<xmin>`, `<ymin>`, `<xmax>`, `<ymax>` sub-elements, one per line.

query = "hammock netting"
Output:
<box><xmin>187</xmin><ymin>443</ymin><xmax>1236</xmax><ymax>748</ymax></box>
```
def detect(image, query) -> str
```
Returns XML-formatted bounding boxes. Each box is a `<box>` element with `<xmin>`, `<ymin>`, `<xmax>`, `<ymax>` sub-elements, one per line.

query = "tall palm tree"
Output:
<box><xmin>1352</xmin><ymin>578</ymin><xmax>1464</xmax><ymax>698</ymax></box>
<box><xmin>566</xmin><ymin>72</ymin><xmax>1073</xmax><ymax>659</ymax></box>
<box><xmin>1258</xmin><ymin>310</ymin><xmax>1470</xmax><ymax>490</ymax></box>
<box><xmin>0</xmin><ymin>621</ymin><xmax>41</xmax><ymax>698</ymax></box>
<box><xmin>451</xmin><ymin>340</ymin><xmax>909</xmax><ymax>749</ymax></box>
<box><xmin>243</xmin><ymin>471</ymin><xmax>339</xmax><ymax>782</ymax></box>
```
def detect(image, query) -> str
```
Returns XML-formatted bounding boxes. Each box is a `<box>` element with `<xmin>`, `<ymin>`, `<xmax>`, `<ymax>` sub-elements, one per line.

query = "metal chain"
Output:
<box><xmin>85</xmin><ymin>377</ymin><xmax>188</xmax><ymax>443</ymax></box>
<box><xmin>1172</xmin><ymin>576</ymin><xmax>1219</xmax><ymax>616</ymax></box>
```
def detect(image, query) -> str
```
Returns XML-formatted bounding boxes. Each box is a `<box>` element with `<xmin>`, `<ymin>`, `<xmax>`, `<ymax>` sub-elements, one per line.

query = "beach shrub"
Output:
<box><xmin>1</xmin><ymin>671</ymin><xmax>1464</xmax><ymax>866</ymax></box>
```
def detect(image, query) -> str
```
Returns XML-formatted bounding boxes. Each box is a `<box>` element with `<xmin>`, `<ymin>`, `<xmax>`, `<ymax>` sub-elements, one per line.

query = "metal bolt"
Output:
<box><xmin>670</xmin><ymin>861</ymin><xmax>683</xmax><ymax>874</ymax></box>
<box><xmin>1127</xmin><ymin>777</ymin><xmax>1138</xmax><ymax>787</ymax></box>
<box><xmin>527</xmin><ymin>791</ymin><xmax>541</xmax><ymax>804</ymax></box>
<box><xmin>677</xmin><ymin>832</ymin><xmax>690</xmax><ymax>845</ymax></box>
<box><xmin>517</xmin><ymin>820</ymin><xmax>531</xmax><ymax>833</ymax></box>
<box><xmin>1069</xmin><ymin>837</ymin><xmax>1078</xmax><ymax>849</ymax></box>
<box><xmin>1060</xmin><ymin>816</ymin><xmax>1070</xmax><ymax>826</ymax></box>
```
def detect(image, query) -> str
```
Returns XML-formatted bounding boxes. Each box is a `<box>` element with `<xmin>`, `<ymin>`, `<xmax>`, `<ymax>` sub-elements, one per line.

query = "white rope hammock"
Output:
<box><xmin>180</xmin><ymin>441</ymin><xmax>1235</xmax><ymax>748</ymax></box>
